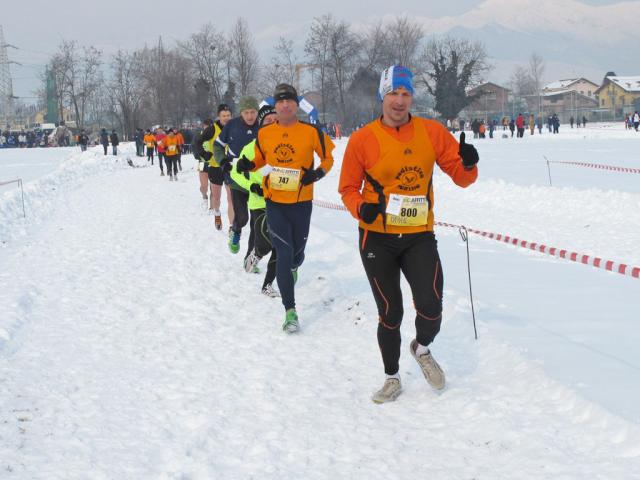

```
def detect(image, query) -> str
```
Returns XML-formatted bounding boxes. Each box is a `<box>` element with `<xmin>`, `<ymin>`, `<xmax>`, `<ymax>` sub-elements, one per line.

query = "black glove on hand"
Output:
<box><xmin>249</xmin><ymin>183</ymin><xmax>264</xmax><ymax>197</ymax></box>
<box><xmin>459</xmin><ymin>132</ymin><xmax>479</xmax><ymax>168</ymax></box>
<box><xmin>236</xmin><ymin>156</ymin><xmax>255</xmax><ymax>174</ymax></box>
<box><xmin>359</xmin><ymin>202</ymin><xmax>381</xmax><ymax>224</ymax></box>
<box><xmin>202</xmin><ymin>151</ymin><xmax>212</xmax><ymax>161</ymax></box>
<box><xmin>219</xmin><ymin>156</ymin><xmax>233</xmax><ymax>173</ymax></box>
<box><xmin>300</xmin><ymin>167</ymin><xmax>325</xmax><ymax>186</ymax></box>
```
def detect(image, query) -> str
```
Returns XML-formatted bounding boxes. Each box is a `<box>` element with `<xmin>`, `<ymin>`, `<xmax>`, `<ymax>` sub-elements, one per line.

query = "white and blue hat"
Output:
<box><xmin>378</xmin><ymin>65</ymin><xmax>414</xmax><ymax>101</ymax></box>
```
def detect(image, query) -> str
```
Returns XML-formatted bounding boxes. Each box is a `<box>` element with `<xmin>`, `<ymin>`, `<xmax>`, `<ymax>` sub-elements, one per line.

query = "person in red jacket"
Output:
<box><xmin>515</xmin><ymin>113</ymin><xmax>525</xmax><ymax>138</ymax></box>
<box><xmin>154</xmin><ymin>128</ymin><xmax>167</xmax><ymax>175</ymax></box>
<box><xmin>339</xmin><ymin>65</ymin><xmax>479</xmax><ymax>403</ymax></box>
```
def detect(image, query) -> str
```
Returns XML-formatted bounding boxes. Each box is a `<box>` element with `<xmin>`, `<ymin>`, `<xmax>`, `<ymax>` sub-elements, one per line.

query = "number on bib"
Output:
<box><xmin>270</xmin><ymin>167</ymin><xmax>300</xmax><ymax>191</ymax></box>
<box><xmin>386</xmin><ymin>194</ymin><xmax>428</xmax><ymax>227</ymax></box>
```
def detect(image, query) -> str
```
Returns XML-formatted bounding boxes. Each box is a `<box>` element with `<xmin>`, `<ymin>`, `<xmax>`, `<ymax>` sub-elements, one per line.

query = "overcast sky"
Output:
<box><xmin>1</xmin><ymin>0</ymin><xmax>627</xmax><ymax>98</ymax></box>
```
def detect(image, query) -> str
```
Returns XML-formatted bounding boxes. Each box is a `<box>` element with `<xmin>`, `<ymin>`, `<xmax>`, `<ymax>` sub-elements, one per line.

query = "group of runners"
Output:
<box><xmin>143</xmin><ymin>128</ymin><xmax>186</xmax><ymax>181</ymax></box>
<box><xmin>185</xmin><ymin>65</ymin><xmax>480</xmax><ymax>403</ymax></box>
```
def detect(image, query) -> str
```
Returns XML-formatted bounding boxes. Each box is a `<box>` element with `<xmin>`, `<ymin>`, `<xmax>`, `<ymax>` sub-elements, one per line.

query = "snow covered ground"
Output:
<box><xmin>1</xmin><ymin>125</ymin><xmax>639</xmax><ymax>478</ymax></box>
<box><xmin>0</xmin><ymin>146</ymin><xmax>80</xmax><ymax>184</ymax></box>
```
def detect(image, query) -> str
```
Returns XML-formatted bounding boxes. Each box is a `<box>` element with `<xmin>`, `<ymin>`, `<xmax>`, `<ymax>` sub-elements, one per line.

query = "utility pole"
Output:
<box><xmin>0</xmin><ymin>25</ymin><xmax>16</xmax><ymax>127</ymax></box>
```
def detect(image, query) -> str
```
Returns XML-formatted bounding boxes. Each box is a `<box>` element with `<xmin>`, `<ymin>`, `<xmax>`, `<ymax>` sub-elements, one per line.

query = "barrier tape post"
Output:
<box><xmin>458</xmin><ymin>226</ymin><xmax>478</xmax><ymax>340</ymax></box>
<box><xmin>0</xmin><ymin>178</ymin><xmax>26</xmax><ymax>218</ymax></box>
<box><xmin>544</xmin><ymin>155</ymin><xmax>553</xmax><ymax>187</ymax></box>
<box><xmin>19</xmin><ymin>179</ymin><xmax>26</xmax><ymax>218</ymax></box>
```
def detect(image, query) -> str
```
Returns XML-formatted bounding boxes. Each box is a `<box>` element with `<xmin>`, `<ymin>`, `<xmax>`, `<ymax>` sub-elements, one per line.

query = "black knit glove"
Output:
<box><xmin>236</xmin><ymin>156</ymin><xmax>255</xmax><ymax>174</ymax></box>
<box><xmin>359</xmin><ymin>203</ymin><xmax>381</xmax><ymax>224</ymax></box>
<box><xmin>300</xmin><ymin>167</ymin><xmax>325</xmax><ymax>186</ymax></box>
<box><xmin>202</xmin><ymin>151</ymin><xmax>212</xmax><ymax>161</ymax></box>
<box><xmin>219</xmin><ymin>156</ymin><xmax>233</xmax><ymax>174</ymax></box>
<box><xmin>249</xmin><ymin>183</ymin><xmax>264</xmax><ymax>197</ymax></box>
<box><xmin>459</xmin><ymin>132</ymin><xmax>479</xmax><ymax>168</ymax></box>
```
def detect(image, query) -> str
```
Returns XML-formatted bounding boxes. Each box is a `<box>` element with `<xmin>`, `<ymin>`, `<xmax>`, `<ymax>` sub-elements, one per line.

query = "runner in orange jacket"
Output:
<box><xmin>175</xmin><ymin>129</ymin><xmax>185</xmax><ymax>171</ymax></box>
<box><xmin>236</xmin><ymin>83</ymin><xmax>334</xmax><ymax>333</ymax></box>
<box><xmin>338</xmin><ymin>65</ymin><xmax>479</xmax><ymax>403</ymax></box>
<box><xmin>143</xmin><ymin>130</ymin><xmax>156</xmax><ymax>164</ymax></box>
<box><xmin>163</xmin><ymin>129</ymin><xmax>181</xmax><ymax>181</ymax></box>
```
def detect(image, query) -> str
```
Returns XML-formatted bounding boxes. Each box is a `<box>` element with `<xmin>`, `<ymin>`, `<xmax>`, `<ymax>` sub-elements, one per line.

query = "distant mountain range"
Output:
<box><xmin>409</xmin><ymin>0</ymin><xmax>639</xmax><ymax>86</ymax></box>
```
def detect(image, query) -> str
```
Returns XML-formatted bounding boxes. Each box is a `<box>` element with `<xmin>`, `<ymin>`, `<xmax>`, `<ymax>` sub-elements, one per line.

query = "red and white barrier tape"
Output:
<box><xmin>0</xmin><ymin>179</ymin><xmax>22</xmax><ymax>187</ymax></box>
<box><xmin>549</xmin><ymin>160</ymin><xmax>640</xmax><ymax>174</ymax></box>
<box><xmin>313</xmin><ymin>199</ymin><xmax>640</xmax><ymax>279</ymax></box>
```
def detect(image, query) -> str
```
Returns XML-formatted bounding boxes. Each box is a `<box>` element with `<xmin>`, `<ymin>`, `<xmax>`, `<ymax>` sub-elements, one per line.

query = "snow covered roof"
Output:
<box><xmin>606</xmin><ymin>76</ymin><xmax>640</xmax><ymax>92</ymax></box>
<box><xmin>539</xmin><ymin>89</ymin><xmax>595</xmax><ymax>102</ymax></box>
<box><xmin>543</xmin><ymin>78</ymin><xmax>598</xmax><ymax>91</ymax></box>
<box><xmin>544</xmin><ymin>79</ymin><xmax>579</xmax><ymax>90</ymax></box>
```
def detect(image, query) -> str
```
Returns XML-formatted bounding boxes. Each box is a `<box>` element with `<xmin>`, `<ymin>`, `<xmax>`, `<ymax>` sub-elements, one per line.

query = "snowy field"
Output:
<box><xmin>1</xmin><ymin>125</ymin><xmax>639</xmax><ymax>478</ymax></box>
<box><xmin>0</xmin><ymin>146</ymin><xmax>81</xmax><ymax>184</ymax></box>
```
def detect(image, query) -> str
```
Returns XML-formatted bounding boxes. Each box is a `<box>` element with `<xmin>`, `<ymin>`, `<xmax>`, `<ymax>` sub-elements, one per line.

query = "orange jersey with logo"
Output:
<box><xmin>143</xmin><ymin>134</ymin><xmax>155</xmax><ymax>148</ymax></box>
<box><xmin>163</xmin><ymin>136</ymin><xmax>180</xmax><ymax>156</ymax></box>
<box><xmin>253</xmin><ymin>121</ymin><xmax>334</xmax><ymax>204</ymax></box>
<box><xmin>339</xmin><ymin>116</ymin><xmax>478</xmax><ymax>234</ymax></box>
<box><xmin>175</xmin><ymin>132</ymin><xmax>184</xmax><ymax>146</ymax></box>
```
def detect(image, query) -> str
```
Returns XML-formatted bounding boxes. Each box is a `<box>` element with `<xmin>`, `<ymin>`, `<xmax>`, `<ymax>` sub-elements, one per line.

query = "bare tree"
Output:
<box><xmin>109</xmin><ymin>50</ymin><xmax>145</xmax><ymax>138</ymax></box>
<box><xmin>362</xmin><ymin>21</ymin><xmax>387</xmax><ymax>70</ymax></box>
<box><xmin>178</xmin><ymin>23</ymin><xmax>229</xmax><ymax>109</ymax></box>
<box><xmin>305</xmin><ymin>14</ymin><xmax>335</xmax><ymax>122</ymax></box>
<box><xmin>261</xmin><ymin>37</ymin><xmax>297</xmax><ymax>96</ymax></box>
<box><xmin>510</xmin><ymin>65</ymin><xmax>537</xmax><ymax>96</ymax></box>
<box><xmin>327</xmin><ymin>20</ymin><xmax>361</xmax><ymax>122</ymax></box>
<box><xmin>383</xmin><ymin>16</ymin><xmax>424</xmax><ymax>70</ymax></box>
<box><xmin>529</xmin><ymin>53</ymin><xmax>545</xmax><ymax>93</ymax></box>
<box><xmin>229</xmin><ymin>18</ymin><xmax>259</xmax><ymax>96</ymax></box>
<box><xmin>48</xmin><ymin>40</ymin><xmax>104</xmax><ymax>129</ymax></box>
<box><xmin>420</xmin><ymin>36</ymin><xmax>489</xmax><ymax>120</ymax></box>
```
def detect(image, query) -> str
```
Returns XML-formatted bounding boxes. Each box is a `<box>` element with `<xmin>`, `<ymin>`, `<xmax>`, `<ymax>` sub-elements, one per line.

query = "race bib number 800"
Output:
<box><xmin>386</xmin><ymin>194</ymin><xmax>428</xmax><ymax>227</ymax></box>
<box><xmin>270</xmin><ymin>167</ymin><xmax>300</xmax><ymax>191</ymax></box>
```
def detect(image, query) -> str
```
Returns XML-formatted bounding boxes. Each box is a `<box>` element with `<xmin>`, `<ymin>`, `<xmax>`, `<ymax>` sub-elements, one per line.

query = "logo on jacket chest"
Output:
<box><xmin>395</xmin><ymin>165</ymin><xmax>424</xmax><ymax>192</ymax></box>
<box><xmin>274</xmin><ymin>143</ymin><xmax>296</xmax><ymax>164</ymax></box>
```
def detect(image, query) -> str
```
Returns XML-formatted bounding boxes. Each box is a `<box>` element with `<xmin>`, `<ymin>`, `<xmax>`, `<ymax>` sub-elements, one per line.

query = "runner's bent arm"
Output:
<box><xmin>252</xmin><ymin>131</ymin><xmax>266</xmax><ymax>170</ymax></box>
<box><xmin>314</xmin><ymin>130</ymin><xmax>335</xmax><ymax>174</ymax></box>
<box><xmin>339</xmin><ymin>131</ymin><xmax>370</xmax><ymax>220</ymax></box>
<box><xmin>425</xmin><ymin>120</ymin><xmax>478</xmax><ymax>187</ymax></box>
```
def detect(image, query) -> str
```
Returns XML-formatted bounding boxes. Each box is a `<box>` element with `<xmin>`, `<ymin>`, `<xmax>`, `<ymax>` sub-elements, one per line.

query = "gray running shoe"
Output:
<box><xmin>244</xmin><ymin>252</ymin><xmax>261</xmax><ymax>273</ymax></box>
<box><xmin>410</xmin><ymin>340</ymin><xmax>445</xmax><ymax>390</ymax></box>
<box><xmin>261</xmin><ymin>283</ymin><xmax>280</xmax><ymax>298</ymax></box>
<box><xmin>372</xmin><ymin>378</ymin><xmax>402</xmax><ymax>404</ymax></box>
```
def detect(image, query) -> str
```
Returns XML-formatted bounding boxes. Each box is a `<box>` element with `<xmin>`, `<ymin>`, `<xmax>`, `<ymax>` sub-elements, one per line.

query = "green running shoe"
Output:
<box><xmin>228</xmin><ymin>230</ymin><xmax>240</xmax><ymax>254</ymax></box>
<box><xmin>282</xmin><ymin>308</ymin><xmax>299</xmax><ymax>333</ymax></box>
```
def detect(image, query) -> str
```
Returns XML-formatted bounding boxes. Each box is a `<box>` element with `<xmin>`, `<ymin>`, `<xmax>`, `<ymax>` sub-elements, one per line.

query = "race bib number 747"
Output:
<box><xmin>270</xmin><ymin>167</ymin><xmax>300</xmax><ymax>191</ymax></box>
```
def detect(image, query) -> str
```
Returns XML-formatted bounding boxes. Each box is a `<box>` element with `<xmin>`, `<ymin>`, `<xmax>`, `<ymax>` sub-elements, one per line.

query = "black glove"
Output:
<box><xmin>236</xmin><ymin>156</ymin><xmax>255</xmax><ymax>174</ymax></box>
<box><xmin>300</xmin><ymin>167</ymin><xmax>325</xmax><ymax>186</ymax></box>
<box><xmin>202</xmin><ymin>151</ymin><xmax>212</xmax><ymax>161</ymax></box>
<box><xmin>219</xmin><ymin>156</ymin><xmax>233</xmax><ymax>174</ymax></box>
<box><xmin>249</xmin><ymin>183</ymin><xmax>264</xmax><ymax>197</ymax></box>
<box><xmin>459</xmin><ymin>132</ymin><xmax>479</xmax><ymax>168</ymax></box>
<box><xmin>359</xmin><ymin>202</ymin><xmax>381</xmax><ymax>224</ymax></box>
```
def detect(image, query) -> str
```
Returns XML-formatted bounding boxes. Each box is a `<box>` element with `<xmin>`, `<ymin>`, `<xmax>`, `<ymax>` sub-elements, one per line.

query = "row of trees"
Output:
<box><xmin>44</xmin><ymin>15</ymin><xmax>492</xmax><ymax>136</ymax></box>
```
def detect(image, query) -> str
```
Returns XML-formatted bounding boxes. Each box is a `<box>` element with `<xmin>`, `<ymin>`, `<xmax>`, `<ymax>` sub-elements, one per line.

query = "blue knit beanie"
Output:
<box><xmin>378</xmin><ymin>65</ymin><xmax>414</xmax><ymax>101</ymax></box>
